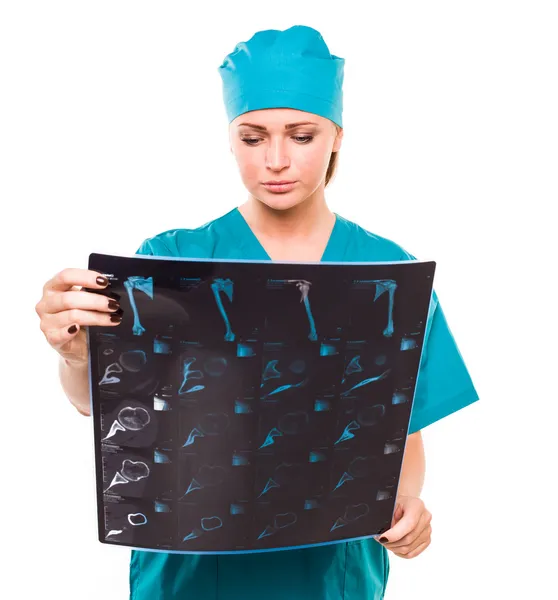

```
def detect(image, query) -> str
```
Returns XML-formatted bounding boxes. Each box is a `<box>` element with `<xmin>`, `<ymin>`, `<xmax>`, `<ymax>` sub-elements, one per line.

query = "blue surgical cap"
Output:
<box><xmin>218</xmin><ymin>25</ymin><xmax>345</xmax><ymax>128</ymax></box>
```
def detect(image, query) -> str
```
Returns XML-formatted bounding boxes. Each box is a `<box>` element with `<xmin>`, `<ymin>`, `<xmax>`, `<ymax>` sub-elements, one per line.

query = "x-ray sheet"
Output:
<box><xmin>86</xmin><ymin>252</ymin><xmax>436</xmax><ymax>554</ymax></box>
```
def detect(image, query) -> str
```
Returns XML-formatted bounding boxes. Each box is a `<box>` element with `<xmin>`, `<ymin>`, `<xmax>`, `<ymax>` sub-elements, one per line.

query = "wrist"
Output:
<box><xmin>74</xmin><ymin>403</ymin><xmax>91</xmax><ymax>416</ymax></box>
<box><xmin>63</xmin><ymin>356</ymin><xmax>89</xmax><ymax>371</ymax></box>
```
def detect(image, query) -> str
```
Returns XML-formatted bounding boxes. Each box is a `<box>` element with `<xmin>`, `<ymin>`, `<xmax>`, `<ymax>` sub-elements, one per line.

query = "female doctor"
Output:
<box><xmin>36</xmin><ymin>25</ymin><xmax>479</xmax><ymax>600</ymax></box>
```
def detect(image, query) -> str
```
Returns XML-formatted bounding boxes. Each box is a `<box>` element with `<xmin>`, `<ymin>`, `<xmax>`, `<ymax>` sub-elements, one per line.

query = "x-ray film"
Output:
<box><xmin>86</xmin><ymin>253</ymin><xmax>436</xmax><ymax>554</ymax></box>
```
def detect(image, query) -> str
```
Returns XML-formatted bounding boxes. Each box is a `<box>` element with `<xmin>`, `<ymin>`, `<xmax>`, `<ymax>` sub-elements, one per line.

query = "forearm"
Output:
<box><xmin>59</xmin><ymin>356</ymin><xmax>91</xmax><ymax>416</ymax></box>
<box><xmin>397</xmin><ymin>431</ymin><xmax>426</xmax><ymax>497</ymax></box>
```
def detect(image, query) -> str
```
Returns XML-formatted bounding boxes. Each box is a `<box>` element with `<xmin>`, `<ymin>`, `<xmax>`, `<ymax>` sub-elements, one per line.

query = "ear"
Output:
<box><xmin>333</xmin><ymin>127</ymin><xmax>344</xmax><ymax>152</ymax></box>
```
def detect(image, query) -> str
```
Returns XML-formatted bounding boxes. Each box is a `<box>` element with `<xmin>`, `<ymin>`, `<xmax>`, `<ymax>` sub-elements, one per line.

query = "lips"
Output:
<box><xmin>262</xmin><ymin>181</ymin><xmax>297</xmax><ymax>193</ymax></box>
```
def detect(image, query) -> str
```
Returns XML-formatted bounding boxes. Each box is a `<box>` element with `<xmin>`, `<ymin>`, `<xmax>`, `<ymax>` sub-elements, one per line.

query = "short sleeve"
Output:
<box><xmin>133</xmin><ymin>230</ymin><xmax>192</xmax><ymax>257</ymax></box>
<box><xmin>135</xmin><ymin>238</ymin><xmax>155</xmax><ymax>256</ymax></box>
<box><xmin>398</xmin><ymin>248</ymin><xmax>480</xmax><ymax>433</ymax></box>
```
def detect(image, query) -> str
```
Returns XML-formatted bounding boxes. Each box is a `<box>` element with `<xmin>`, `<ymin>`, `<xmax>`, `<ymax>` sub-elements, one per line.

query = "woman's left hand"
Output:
<box><xmin>374</xmin><ymin>494</ymin><xmax>432</xmax><ymax>559</ymax></box>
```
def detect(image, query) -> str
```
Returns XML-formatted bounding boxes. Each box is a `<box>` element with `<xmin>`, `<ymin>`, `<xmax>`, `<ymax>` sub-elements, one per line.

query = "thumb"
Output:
<box><xmin>51</xmin><ymin>323</ymin><xmax>81</xmax><ymax>353</ymax></box>
<box><xmin>380</xmin><ymin>507</ymin><xmax>418</xmax><ymax>543</ymax></box>
<box><xmin>67</xmin><ymin>323</ymin><xmax>80</xmax><ymax>336</ymax></box>
<box><xmin>391</xmin><ymin>502</ymin><xmax>404</xmax><ymax>528</ymax></box>
<box><xmin>378</xmin><ymin>502</ymin><xmax>418</xmax><ymax>543</ymax></box>
<box><xmin>374</xmin><ymin>502</ymin><xmax>404</xmax><ymax>543</ymax></box>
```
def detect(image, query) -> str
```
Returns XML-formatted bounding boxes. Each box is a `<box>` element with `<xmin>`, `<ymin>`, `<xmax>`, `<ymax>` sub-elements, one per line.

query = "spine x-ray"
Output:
<box><xmin>86</xmin><ymin>253</ymin><xmax>436</xmax><ymax>554</ymax></box>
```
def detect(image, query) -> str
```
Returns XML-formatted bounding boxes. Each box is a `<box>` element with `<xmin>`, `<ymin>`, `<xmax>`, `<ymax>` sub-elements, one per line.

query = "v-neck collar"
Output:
<box><xmin>227</xmin><ymin>206</ymin><xmax>349</xmax><ymax>262</ymax></box>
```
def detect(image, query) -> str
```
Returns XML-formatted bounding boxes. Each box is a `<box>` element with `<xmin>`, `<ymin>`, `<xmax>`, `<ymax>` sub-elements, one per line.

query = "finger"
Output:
<box><xmin>42</xmin><ymin>308</ymin><xmax>122</xmax><ymax>348</ymax></box>
<box><xmin>43</xmin><ymin>268</ymin><xmax>110</xmax><ymax>294</ymax></box>
<box><xmin>390</xmin><ymin>522</ymin><xmax>431</xmax><ymax>554</ymax></box>
<box><xmin>383</xmin><ymin>510</ymin><xmax>432</xmax><ymax>549</ymax></box>
<box><xmin>43</xmin><ymin>289</ymin><xmax>121</xmax><ymax>316</ymax></box>
<box><xmin>47</xmin><ymin>307</ymin><xmax>122</xmax><ymax>331</ymax></box>
<box><xmin>49</xmin><ymin>321</ymin><xmax>83</xmax><ymax>352</ymax></box>
<box><xmin>395</xmin><ymin>534</ymin><xmax>431</xmax><ymax>559</ymax></box>
<box><xmin>405</xmin><ymin>539</ymin><xmax>431</xmax><ymax>559</ymax></box>
<box><xmin>377</xmin><ymin>514</ymin><xmax>419</xmax><ymax>545</ymax></box>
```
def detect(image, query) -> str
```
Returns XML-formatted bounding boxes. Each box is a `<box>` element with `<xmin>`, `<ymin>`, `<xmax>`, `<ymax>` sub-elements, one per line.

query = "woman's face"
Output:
<box><xmin>229</xmin><ymin>108</ymin><xmax>343</xmax><ymax>211</ymax></box>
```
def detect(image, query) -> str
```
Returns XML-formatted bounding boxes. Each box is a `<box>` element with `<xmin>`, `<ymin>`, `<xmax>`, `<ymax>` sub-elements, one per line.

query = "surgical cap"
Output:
<box><xmin>218</xmin><ymin>25</ymin><xmax>345</xmax><ymax>128</ymax></box>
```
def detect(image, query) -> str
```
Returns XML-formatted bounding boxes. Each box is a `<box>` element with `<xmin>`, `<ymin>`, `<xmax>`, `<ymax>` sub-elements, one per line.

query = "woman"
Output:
<box><xmin>36</xmin><ymin>25</ymin><xmax>479</xmax><ymax>600</ymax></box>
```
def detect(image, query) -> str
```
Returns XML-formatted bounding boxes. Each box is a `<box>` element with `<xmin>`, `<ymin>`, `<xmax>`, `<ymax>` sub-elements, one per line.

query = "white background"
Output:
<box><xmin>2</xmin><ymin>1</ymin><xmax>556</xmax><ymax>598</ymax></box>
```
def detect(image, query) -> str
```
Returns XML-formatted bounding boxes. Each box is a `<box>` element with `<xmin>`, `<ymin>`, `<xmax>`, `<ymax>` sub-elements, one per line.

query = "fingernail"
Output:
<box><xmin>68</xmin><ymin>324</ymin><xmax>78</xmax><ymax>334</ymax></box>
<box><xmin>108</xmin><ymin>300</ymin><xmax>120</xmax><ymax>310</ymax></box>
<box><xmin>110</xmin><ymin>313</ymin><xmax>122</xmax><ymax>323</ymax></box>
<box><xmin>379</xmin><ymin>537</ymin><xmax>389</xmax><ymax>543</ymax></box>
<box><xmin>96</xmin><ymin>276</ymin><xmax>108</xmax><ymax>286</ymax></box>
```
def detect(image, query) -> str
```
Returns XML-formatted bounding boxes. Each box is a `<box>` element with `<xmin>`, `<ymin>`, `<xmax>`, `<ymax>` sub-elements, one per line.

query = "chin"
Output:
<box><xmin>256</xmin><ymin>192</ymin><xmax>307</xmax><ymax>212</ymax></box>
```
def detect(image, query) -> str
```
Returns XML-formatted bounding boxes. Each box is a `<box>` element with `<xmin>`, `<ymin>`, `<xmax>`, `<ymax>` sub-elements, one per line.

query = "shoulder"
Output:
<box><xmin>339</xmin><ymin>213</ymin><xmax>439</xmax><ymax>310</ymax></box>
<box><xmin>336</xmin><ymin>213</ymin><xmax>418</xmax><ymax>262</ymax></box>
<box><xmin>135</xmin><ymin>209</ymin><xmax>235</xmax><ymax>257</ymax></box>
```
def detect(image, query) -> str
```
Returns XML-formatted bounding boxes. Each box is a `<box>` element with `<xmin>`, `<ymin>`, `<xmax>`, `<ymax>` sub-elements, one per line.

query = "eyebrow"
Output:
<box><xmin>238</xmin><ymin>121</ymin><xmax>318</xmax><ymax>131</ymax></box>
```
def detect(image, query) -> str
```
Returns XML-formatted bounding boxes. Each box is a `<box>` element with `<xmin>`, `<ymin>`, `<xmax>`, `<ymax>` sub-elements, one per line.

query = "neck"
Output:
<box><xmin>238</xmin><ymin>194</ymin><xmax>335</xmax><ymax>242</ymax></box>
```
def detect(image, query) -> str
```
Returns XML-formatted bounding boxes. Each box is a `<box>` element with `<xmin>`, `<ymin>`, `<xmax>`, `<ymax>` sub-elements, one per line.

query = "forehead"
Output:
<box><xmin>232</xmin><ymin>108</ymin><xmax>327</xmax><ymax>129</ymax></box>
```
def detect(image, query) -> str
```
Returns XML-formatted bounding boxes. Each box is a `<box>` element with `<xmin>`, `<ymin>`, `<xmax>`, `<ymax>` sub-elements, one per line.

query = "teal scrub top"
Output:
<box><xmin>130</xmin><ymin>207</ymin><xmax>479</xmax><ymax>600</ymax></box>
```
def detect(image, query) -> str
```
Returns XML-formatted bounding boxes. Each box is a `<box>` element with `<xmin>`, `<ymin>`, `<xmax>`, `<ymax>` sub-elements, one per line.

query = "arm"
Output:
<box><xmin>377</xmin><ymin>431</ymin><xmax>431</xmax><ymax>556</ymax></box>
<box><xmin>397</xmin><ymin>431</ymin><xmax>426</xmax><ymax>497</ymax></box>
<box><xmin>57</xmin><ymin>242</ymin><xmax>152</xmax><ymax>418</ymax></box>
<box><xmin>59</xmin><ymin>356</ymin><xmax>91</xmax><ymax>416</ymax></box>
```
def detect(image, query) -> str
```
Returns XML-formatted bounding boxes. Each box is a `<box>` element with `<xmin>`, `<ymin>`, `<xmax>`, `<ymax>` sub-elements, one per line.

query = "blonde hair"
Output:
<box><xmin>325</xmin><ymin>124</ymin><xmax>342</xmax><ymax>187</ymax></box>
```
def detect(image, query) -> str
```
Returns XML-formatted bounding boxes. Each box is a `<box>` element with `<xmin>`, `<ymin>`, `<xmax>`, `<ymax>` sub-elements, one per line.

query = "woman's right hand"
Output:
<box><xmin>35</xmin><ymin>268</ymin><xmax>123</xmax><ymax>367</ymax></box>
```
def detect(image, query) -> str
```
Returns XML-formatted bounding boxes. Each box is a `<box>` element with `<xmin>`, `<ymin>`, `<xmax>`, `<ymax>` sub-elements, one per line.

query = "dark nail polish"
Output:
<box><xmin>108</xmin><ymin>300</ymin><xmax>120</xmax><ymax>310</ymax></box>
<box><xmin>68</xmin><ymin>324</ymin><xmax>77</xmax><ymax>334</ymax></box>
<box><xmin>379</xmin><ymin>537</ymin><xmax>389</xmax><ymax>543</ymax></box>
<box><xmin>97</xmin><ymin>276</ymin><xmax>108</xmax><ymax>286</ymax></box>
<box><xmin>110</xmin><ymin>313</ymin><xmax>122</xmax><ymax>323</ymax></box>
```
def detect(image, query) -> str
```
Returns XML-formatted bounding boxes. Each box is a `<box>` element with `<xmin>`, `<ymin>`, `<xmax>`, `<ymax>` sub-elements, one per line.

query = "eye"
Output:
<box><xmin>294</xmin><ymin>135</ymin><xmax>313</xmax><ymax>143</ymax></box>
<box><xmin>240</xmin><ymin>135</ymin><xmax>314</xmax><ymax>146</ymax></box>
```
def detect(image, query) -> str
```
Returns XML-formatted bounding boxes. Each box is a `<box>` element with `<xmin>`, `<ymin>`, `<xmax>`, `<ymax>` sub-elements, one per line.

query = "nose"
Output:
<box><xmin>265</xmin><ymin>137</ymin><xmax>290</xmax><ymax>170</ymax></box>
